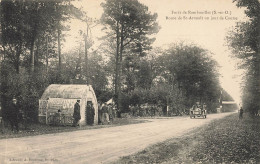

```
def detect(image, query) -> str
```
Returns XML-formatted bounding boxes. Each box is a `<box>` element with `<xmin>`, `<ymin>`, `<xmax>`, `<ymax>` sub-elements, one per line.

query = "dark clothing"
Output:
<box><xmin>73</xmin><ymin>103</ymin><xmax>81</xmax><ymax>119</ymax></box>
<box><xmin>87</xmin><ymin>104</ymin><xmax>95</xmax><ymax>125</ymax></box>
<box><xmin>7</xmin><ymin>103</ymin><xmax>19</xmax><ymax>131</ymax></box>
<box><xmin>73</xmin><ymin>102</ymin><xmax>81</xmax><ymax>126</ymax></box>
<box><xmin>239</xmin><ymin>108</ymin><xmax>243</xmax><ymax>119</ymax></box>
<box><xmin>98</xmin><ymin>105</ymin><xmax>102</xmax><ymax>124</ymax></box>
<box><xmin>90</xmin><ymin>106</ymin><xmax>95</xmax><ymax>124</ymax></box>
<box><xmin>102</xmin><ymin>105</ymin><xmax>108</xmax><ymax>113</ymax></box>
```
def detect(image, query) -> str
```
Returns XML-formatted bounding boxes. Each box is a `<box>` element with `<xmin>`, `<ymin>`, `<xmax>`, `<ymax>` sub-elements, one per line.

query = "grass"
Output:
<box><xmin>0</xmin><ymin>118</ymin><xmax>147</xmax><ymax>140</ymax></box>
<box><xmin>113</xmin><ymin>113</ymin><xmax>260</xmax><ymax>164</ymax></box>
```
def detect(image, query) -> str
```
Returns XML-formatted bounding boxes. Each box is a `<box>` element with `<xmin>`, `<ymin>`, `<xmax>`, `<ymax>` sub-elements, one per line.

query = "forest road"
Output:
<box><xmin>0</xmin><ymin>112</ymin><xmax>235</xmax><ymax>164</ymax></box>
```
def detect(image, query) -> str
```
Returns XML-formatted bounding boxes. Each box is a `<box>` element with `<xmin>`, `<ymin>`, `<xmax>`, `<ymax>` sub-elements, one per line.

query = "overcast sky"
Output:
<box><xmin>65</xmin><ymin>0</ymin><xmax>247</xmax><ymax>103</ymax></box>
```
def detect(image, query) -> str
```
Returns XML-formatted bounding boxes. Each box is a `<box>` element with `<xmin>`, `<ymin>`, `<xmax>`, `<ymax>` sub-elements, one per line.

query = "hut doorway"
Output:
<box><xmin>86</xmin><ymin>101</ymin><xmax>95</xmax><ymax>125</ymax></box>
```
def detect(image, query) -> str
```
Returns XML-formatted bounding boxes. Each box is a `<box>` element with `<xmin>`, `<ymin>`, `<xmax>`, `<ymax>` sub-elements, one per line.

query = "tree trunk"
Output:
<box><xmin>118</xmin><ymin>21</ymin><xmax>124</xmax><ymax>112</ymax></box>
<box><xmin>46</xmin><ymin>36</ymin><xmax>49</xmax><ymax>73</ymax></box>
<box><xmin>35</xmin><ymin>39</ymin><xmax>39</xmax><ymax>68</ymax></box>
<box><xmin>115</xmin><ymin>21</ymin><xmax>120</xmax><ymax>107</ymax></box>
<box><xmin>30</xmin><ymin>41</ymin><xmax>35</xmax><ymax>73</ymax></box>
<box><xmin>30</xmin><ymin>3</ymin><xmax>39</xmax><ymax>74</ymax></box>
<box><xmin>78</xmin><ymin>48</ymin><xmax>82</xmax><ymax>80</ymax></box>
<box><xmin>257</xmin><ymin>15</ymin><xmax>260</xmax><ymax>94</ymax></box>
<box><xmin>58</xmin><ymin>28</ymin><xmax>61</xmax><ymax>72</ymax></box>
<box><xmin>15</xmin><ymin>51</ymin><xmax>20</xmax><ymax>74</ymax></box>
<box><xmin>85</xmin><ymin>25</ymin><xmax>89</xmax><ymax>84</ymax></box>
<box><xmin>257</xmin><ymin>16</ymin><xmax>260</xmax><ymax>104</ymax></box>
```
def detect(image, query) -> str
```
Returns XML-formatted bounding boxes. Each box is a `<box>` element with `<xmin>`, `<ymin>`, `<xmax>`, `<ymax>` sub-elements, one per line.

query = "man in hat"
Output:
<box><xmin>8</xmin><ymin>98</ymin><xmax>19</xmax><ymax>132</ymax></box>
<box><xmin>73</xmin><ymin>100</ymin><xmax>81</xmax><ymax>127</ymax></box>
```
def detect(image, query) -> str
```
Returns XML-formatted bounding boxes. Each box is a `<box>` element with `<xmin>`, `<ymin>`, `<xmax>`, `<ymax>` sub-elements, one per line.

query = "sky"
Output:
<box><xmin>65</xmin><ymin>0</ymin><xmax>247</xmax><ymax>104</ymax></box>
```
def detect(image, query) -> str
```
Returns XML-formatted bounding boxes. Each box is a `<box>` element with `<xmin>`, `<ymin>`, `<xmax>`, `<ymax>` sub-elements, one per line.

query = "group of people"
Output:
<box><xmin>73</xmin><ymin>101</ymin><xmax>117</xmax><ymax>126</ymax></box>
<box><xmin>190</xmin><ymin>102</ymin><xmax>207</xmax><ymax>115</ymax></box>
<box><xmin>72</xmin><ymin>100</ymin><xmax>95</xmax><ymax>127</ymax></box>
<box><xmin>191</xmin><ymin>102</ymin><xmax>207</xmax><ymax>110</ymax></box>
<box><xmin>98</xmin><ymin>103</ymin><xmax>116</xmax><ymax>125</ymax></box>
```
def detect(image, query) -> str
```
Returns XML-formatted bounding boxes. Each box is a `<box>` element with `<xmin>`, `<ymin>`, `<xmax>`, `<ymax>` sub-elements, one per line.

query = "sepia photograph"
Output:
<box><xmin>0</xmin><ymin>0</ymin><xmax>260</xmax><ymax>163</ymax></box>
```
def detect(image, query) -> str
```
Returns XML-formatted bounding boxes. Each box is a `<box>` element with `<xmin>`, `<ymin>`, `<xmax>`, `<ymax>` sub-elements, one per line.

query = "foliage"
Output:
<box><xmin>118</xmin><ymin>43</ymin><xmax>222</xmax><ymax>113</ymax></box>
<box><xmin>156</xmin><ymin>43</ymin><xmax>221</xmax><ymax>109</ymax></box>
<box><xmin>0</xmin><ymin>0</ymin><xmax>83</xmax><ymax>121</ymax></box>
<box><xmin>62</xmin><ymin>49</ymin><xmax>111</xmax><ymax>103</ymax></box>
<box><xmin>0</xmin><ymin>0</ymin><xmax>227</xmax><ymax>124</ymax></box>
<box><xmin>101</xmin><ymin>0</ymin><xmax>159</xmax><ymax>111</ymax></box>
<box><xmin>128</xmin><ymin>86</ymin><xmax>166</xmax><ymax>106</ymax></box>
<box><xmin>190</xmin><ymin>114</ymin><xmax>260</xmax><ymax>163</ymax></box>
<box><xmin>0</xmin><ymin>0</ymin><xmax>81</xmax><ymax>72</ymax></box>
<box><xmin>227</xmin><ymin>0</ymin><xmax>260</xmax><ymax>115</ymax></box>
<box><xmin>0</xmin><ymin>63</ymin><xmax>49</xmax><ymax>122</ymax></box>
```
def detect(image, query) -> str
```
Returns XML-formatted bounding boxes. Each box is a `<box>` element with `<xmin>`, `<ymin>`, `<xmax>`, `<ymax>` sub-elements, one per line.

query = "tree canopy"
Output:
<box><xmin>227</xmin><ymin>0</ymin><xmax>260</xmax><ymax>115</ymax></box>
<box><xmin>0</xmin><ymin>0</ymin><xmax>228</xmax><ymax>121</ymax></box>
<box><xmin>101</xmin><ymin>0</ymin><xmax>159</xmax><ymax>112</ymax></box>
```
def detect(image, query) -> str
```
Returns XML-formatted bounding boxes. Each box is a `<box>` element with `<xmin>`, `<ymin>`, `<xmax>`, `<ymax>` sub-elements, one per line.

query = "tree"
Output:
<box><xmin>1</xmin><ymin>0</ymin><xmax>26</xmax><ymax>73</ymax></box>
<box><xmin>157</xmin><ymin>43</ymin><xmax>221</xmax><ymax>110</ymax></box>
<box><xmin>62</xmin><ymin>48</ymin><xmax>110</xmax><ymax>102</ymax></box>
<box><xmin>0</xmin><ymin>0</ymin><xmax>83</xmax><ymax>122</ymax></box>
<box><xmin>227</xmin><ymin>0</ymin><xmax>260</xmax><ymax>115</ymax></box>
<box><xmin>125</xmin><ymin>43</ymin><xmax>221</xmax><ymax>114</ymax></box>
<box><xmin>101</xmin><ymin>0</ymin><xmax>159</xmax><ymax>111</ymax></box>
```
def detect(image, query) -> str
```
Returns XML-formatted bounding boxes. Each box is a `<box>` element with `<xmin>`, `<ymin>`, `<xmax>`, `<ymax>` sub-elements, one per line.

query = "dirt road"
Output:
<box><xmin>0</xmin><ymin>112</ymin><xmax>234</xmax><ymax>164</ymax></box>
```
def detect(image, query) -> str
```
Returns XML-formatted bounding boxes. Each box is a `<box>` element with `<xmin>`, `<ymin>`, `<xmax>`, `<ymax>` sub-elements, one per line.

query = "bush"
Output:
<box><xmin>0</xmin><ymin>64</ymin><xmax>49</xmax><ymax>122</ymax></box>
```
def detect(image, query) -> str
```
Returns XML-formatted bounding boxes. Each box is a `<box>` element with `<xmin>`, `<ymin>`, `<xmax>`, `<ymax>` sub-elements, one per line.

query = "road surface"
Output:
<box><xmin>0</xmin><ymin>112</ymin><xmax>234</xmax><ymax>164</ymax></box>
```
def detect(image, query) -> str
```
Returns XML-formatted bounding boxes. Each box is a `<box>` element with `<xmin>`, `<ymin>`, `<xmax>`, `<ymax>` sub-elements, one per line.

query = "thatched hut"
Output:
<box><xmin>39</xmin><ymin>84</ymin><xmax>98</xmax><ymax>126</ymax></box>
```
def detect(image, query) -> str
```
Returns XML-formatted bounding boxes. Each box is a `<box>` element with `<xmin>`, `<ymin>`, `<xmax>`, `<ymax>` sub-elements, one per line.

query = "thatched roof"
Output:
<box><xmin>41</xmin><ymin>84</ymin><xmax>90</xmax><ymax>100</ymax></box>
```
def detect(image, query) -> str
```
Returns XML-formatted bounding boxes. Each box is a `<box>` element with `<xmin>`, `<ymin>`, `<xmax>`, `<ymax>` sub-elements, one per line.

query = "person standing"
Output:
<box><xmin>73</xmin><ymin>100</ymin><xmax>81</xmax><ymax>127</ymax></box>
<box><xmin>98</xmin><ymin>102</ymin><xmax>102</xmax><ymax>124</ymax></box>
<box><xmin>8</xmin><ymin>98</ymin><xmax>19</xmax><ymax>132</ymax></box>
<box><xmin>239</xmin><ymin>106</ymin><xmax>244</xmax><ymax>119</ymax></box>
<box><xmin>86</xmin><ymin>102</ymin><xmax>95</xmax><ymax>125</ymax></box>
<box><xmin>108</xmin><ymin>104</ymin><xmax>113</xmax><ymax>122</ymax></box>
<box><xmin>89</xmin><ymin>103</ymin><xmax>95</xmax><ymax>125</ymax></box>
<box><xmin>202</xmin><ymin>103</ymin><xmax>207</xmax><ymax>115</ymax></box>
<box><xmin>102</xmin><ymin>104</ymin><xmax>109</xmax><ymax>124</ymax></box>
<box><xmin>54</xmin><ymin>109</ymin><xmax>62</xmax><ymax>126</ymax></box>
<box><xmin>112</xmin><ymin>104</ymin><xmax>117</xmax><ymax>119</ymax></box>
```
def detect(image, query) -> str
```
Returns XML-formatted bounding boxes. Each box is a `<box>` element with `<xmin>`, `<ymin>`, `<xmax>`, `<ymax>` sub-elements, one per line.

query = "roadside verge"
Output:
<box><xmin>113</xmin><ymin>113</ymin><xmax>260</xmax><ymax>164</ymax></box>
